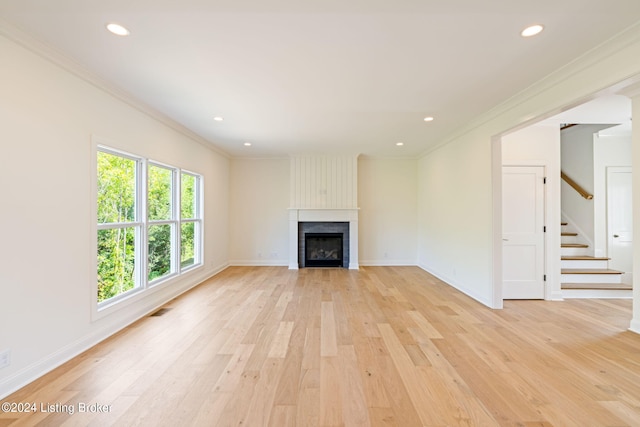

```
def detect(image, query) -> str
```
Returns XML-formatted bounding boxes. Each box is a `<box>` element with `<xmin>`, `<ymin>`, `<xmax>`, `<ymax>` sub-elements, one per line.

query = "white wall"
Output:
<box><xmin>228</xmin><ymin>156</ymin><xmax>419</xmax><ymax>267</ymax></box>
<box><xmin>501</xmin><ymin>124</ymin><xmax>562</xmax><ymax>300</ymax></box>
<box><xmin>560</xmin><ymin>124</ymin><xmax>613</xmax><ymax>247</ymax></box>
<box><xmin>418</xmin><ymin>129</ymin><xmax>494</xmax><ymax>305</ymax></box>
<box><xmin>358</xmin><ymin>157</ymin><xmax>418</xmax><ymax>265</ymax></box>
<box><xmin>0</xmin><ymin>34</ymin><xmax>230</xmax><ymax>398</ymax></box>
<box><xmin>417</xmin><ymin>23</ymin><xmax>640</xmax><ymax>310</ymax></box>
<box><xmin>593</xmin><ymin>132</ymin><xmax>632</xmax><ymax>257</ymax></box>
<box><xmin>229</xmin><ymin>158</ymin><xmax>290</xmax><ymax>265</ymax></box>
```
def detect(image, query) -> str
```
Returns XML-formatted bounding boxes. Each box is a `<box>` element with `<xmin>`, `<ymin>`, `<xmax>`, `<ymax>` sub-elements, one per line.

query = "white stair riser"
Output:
<box><xmin>561</xmin><ymin>247</ymin><xmax>589</xmax><ymax>256</ymax></box>
<box><xmin>561</xmin><ymin>274</ymin><xmax>622</xmax><ymax>284</ymax></box>
<box><xmin>562</xmin><ymin>289</ymin><xmax>632</xmax><ymax>299</ymax></box>
<box><xmin>561</xmin><ymin>236</ymin><xmax>577</xmax><ymax>244</ymax></box>
<box><xmin>560</xmin><ymin>260</ymin><xmax>609</xmax><ymax>269</ymax></box>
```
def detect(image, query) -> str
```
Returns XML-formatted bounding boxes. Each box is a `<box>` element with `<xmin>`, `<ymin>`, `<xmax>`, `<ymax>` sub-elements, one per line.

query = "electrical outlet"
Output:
<box><xmin>0</xmin><ymin>349</ymin><xmax>10</xmax><ymax>369</ymax></box>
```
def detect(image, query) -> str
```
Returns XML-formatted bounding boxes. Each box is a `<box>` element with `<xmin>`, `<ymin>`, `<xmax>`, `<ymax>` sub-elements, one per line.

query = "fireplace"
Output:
<box><xmin>305</xmin><ymin>233</ymin><xmax>343</xmax><ymax>267</ymax></box>
<box><xmin>297</xmin><ymin>221</ymin><xmax>350</xmax><ymax>268</ymax></box>
<box><xmin>289</xmin><ymin>209</ymin><xmax>359</xmax><ymax>270</ymax></box>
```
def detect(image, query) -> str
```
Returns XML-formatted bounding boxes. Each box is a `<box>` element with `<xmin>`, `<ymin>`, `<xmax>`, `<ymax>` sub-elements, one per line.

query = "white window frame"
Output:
<box><xmin>93</xmin><ymin>142</ymin><xmax>204</xmax><ymax>314</ymax></box>
<box><xmin>147</xmin><ymin>161</ymin><xmax>179</xmax><ymax>285</ymax></box>
<box><xmin>180</xmin><ymin>171</ymin><xmax>203</xmax><ymax>272</ymax></box>
<box><xmin>96</xmin><ymin>147</ymin><xmax>145</xmax><ymax>307</ymax></box>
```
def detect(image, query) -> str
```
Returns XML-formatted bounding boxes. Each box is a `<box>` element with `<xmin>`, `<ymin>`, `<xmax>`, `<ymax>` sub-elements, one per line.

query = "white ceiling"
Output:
<box><xmin>1</xmin><ymin>1</ymin><xmax>639</xmax><ymax>157</ymax></box>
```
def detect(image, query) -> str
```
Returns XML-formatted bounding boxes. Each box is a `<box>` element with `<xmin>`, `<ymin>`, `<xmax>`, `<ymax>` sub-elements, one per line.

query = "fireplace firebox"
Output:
<box><xmin>305</xmin><ymin>233</ymin><xmax>344</xmax><ymax>267</ymax></box>
<box><xmin>297</xmin><ymin>221</ymin><xmax>349</xmax><ymax>268</ymax></box>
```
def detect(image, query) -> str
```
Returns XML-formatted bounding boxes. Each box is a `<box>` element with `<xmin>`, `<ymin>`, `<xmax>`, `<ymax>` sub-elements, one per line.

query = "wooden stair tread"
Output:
<box><xmin>561</xmin><ymin>256</ymin><xmax>610</xmax><ymax>261</ymax></box>
<box><xmin>561</xmin><ymin>268</ymin><xmax>623</xmax><ymax>275</ymax></box>
<box><xmin>561</xmin><ymin>222</ymin><xmax>568</xmax><ymax>226</ymax></box>
<box><xmin>561</xmin><ymin>243</ymin><xmax>588</xmax><ymax>248</ymax></box>
<box><xmin>562</xmin><ymin>282</ymin><xmax>632</xmax><ymax>290</ymax></box>
<box><xmin>561</xmin><ymin>232</ymin><xmax>578</xmax><ymax>236</ymax></box>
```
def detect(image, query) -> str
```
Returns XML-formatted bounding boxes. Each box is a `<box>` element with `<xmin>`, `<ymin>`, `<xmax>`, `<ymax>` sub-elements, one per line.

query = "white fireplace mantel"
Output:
<box><xmin>288</xmin><ymin>208</ymin><xmax>359</xmax><ymax>270</ymax></box>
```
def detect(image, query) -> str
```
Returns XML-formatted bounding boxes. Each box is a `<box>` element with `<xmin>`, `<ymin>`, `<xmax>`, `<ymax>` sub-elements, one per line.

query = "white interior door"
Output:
<box><xmin>607</xmin><ymin>166</ymin><xmax>633</xmax><ymax>285</ymax></box>
<box><xmin>502</xmin><ymin>166</ymin><xmax>545</xmax><ymax>299</ymax></box>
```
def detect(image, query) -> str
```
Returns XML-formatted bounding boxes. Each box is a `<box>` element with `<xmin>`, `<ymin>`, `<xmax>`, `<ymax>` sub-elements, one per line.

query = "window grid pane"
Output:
<box><xmin>181</xmin><ymin>173</ymin><xmax>197</xmax><ymax>219</ymax></box>
<box><xmin>97</xmin><ymin>151</ymin><xmax>136</xmax><ymax>224</ymax></box>
<box><xmin>148</xmin><ymin>164</ymin><xmax>173</xmax><ymax>221</ymax></box>
<box><xmin>148</xmin><ymin>224</ymin><xmax>174</xmax><ymax>282</ymax></box>
<box><xmin>97</xmin><ymin>227</ymin><xmax>138</xmax><ymax>303</ymax></box>
<box><xmin>181</xmin><ymin>222</ymin><xmax>196</xmax><ymax>269</ymax></box>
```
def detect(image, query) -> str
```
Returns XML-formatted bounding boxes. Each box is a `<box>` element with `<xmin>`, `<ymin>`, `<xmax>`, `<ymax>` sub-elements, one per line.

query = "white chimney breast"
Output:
<box><xmin>289</xmin><ymin>155</ymin><xmax>359</xmax><ymax>269</ymax></box>
<box><xmin>290</xmin><ymin>155</ymin><xmax>358</xmax><ymax>209</ymax></box>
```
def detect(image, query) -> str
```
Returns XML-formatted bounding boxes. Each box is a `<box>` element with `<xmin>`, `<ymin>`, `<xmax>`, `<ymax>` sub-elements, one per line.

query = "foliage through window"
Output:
<box><xmin>147</xmin><ymin>164</ymin><xmax>175</xmax><ymax>282</ymax></box>
<box><xmin>97</xmin><ymin>147</ymin><xmax>202</xmax><ymax>306</ymax></box>
<box><xmin>97</xmin><ymin>151</ymin><xmax>140</xmax><ymax>302</ymax></box>
<box><xmin>180</xmin><ymin>172</ymin><xmax>200</xmax><ymax>269</ymax></box>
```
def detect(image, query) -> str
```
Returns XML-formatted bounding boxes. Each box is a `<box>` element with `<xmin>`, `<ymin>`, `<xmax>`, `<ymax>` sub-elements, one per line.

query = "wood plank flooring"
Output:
<box><xmin>2</xmin><ymin>266</ymin><xmax>640</xmax><ymax>426</ymax></box>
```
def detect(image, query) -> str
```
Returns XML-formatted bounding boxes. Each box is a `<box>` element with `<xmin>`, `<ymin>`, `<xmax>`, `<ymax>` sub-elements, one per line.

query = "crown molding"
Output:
<box><xmin>0</xmin><ymin>18</ymin><xmax>231</xmax><ymax>160</ymax></box>
<box><xmin>617</xmin><ymin>81</ymin><xmax>640</xmax><ymax>98</ymax></box>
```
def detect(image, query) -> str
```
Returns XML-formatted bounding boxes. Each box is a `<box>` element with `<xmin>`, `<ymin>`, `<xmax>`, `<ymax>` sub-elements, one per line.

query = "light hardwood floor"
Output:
<box><xmin>2</xmin><ymin>266</ymin><xmax>640</xmax><ymax>426</ymax></box>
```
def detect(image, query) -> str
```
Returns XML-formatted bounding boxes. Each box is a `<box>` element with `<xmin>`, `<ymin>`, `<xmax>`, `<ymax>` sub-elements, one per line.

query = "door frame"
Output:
<box><xmin>606</xmin><ymin>165</ymin><xmax>633</xmax><ymax>284</ymax></box>
<box><xmin>493</xmin><ymin>150</ymin><xmax>562</xmax><ymax>306</ymax></box>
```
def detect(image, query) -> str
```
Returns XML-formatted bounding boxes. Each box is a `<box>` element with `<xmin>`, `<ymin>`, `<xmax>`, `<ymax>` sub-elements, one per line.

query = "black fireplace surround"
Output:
<box><xmin>298</xmin><ymin>222</ymin><xmax>349</xmax><ymax>268</ymax></box>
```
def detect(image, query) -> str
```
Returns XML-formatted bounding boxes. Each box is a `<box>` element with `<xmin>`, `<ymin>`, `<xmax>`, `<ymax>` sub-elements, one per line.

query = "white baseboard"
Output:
<box><xmin>228</xmin><ymin>259</ymin><xmax>288</xmax><ymax>266</ymax></box>
<box><xmin>629</xmin><ymin>318</ymin><xmax>640</xmax><ymax>335</ymax></box>
<box><xmin>0</xmin><ymin>263</ymin><xmax>229</xmax><ymax>400</ymax></box>
<box><xmin>549</xmin><ymin>290</ymin><xmax>565</xmax><ymax>301</ymax></box>
<box><xmin>359</xmin><ymin>259</ymin><xmax>416</xmax><ymax>266</ymax></box>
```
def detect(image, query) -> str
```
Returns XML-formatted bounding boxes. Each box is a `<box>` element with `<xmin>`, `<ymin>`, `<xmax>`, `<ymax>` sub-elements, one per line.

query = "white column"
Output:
<box><xmin>288</xmin><ymin>209</ymin><xmax>299</xmax><ymax>269</ymax></box>
<box><xmin>630</xmin><ymin>92</ymin><xmax>640</xmax><ymax>333</ymax></box>
<box><xmin>349</xmin><ymin>210</ymin><xmax>359</xmax><ymax>270</ymax></box>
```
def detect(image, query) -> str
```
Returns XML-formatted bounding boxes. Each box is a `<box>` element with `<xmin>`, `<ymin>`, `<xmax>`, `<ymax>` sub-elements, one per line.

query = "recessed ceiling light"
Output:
<box><xmin>423</xmin><ymin>116</ymin><xmax>434</xmax><ymax>122</ymax></box>
<box><xmin>244</xmin><ymin>142</ymin><xmax>252</xmax><ymax>146</ymax></box>
<box><xmin>521</xmin><ymin>24</ymin><xmax>544</xmax><ymax>37</ymax></box>
<box><xmin>396</xmin><ymin>142</ymin><xmax>404</xmax><ymax>146</ymax></box>
<box><xmin>106</xmin><ymin>23</ymin><xmax>130</xmax><ymax>36</ymax></box>
<box><xmin>213</xmin><ymin>116</ymin><xmax>224</xmax><ymax>122</ymax></box>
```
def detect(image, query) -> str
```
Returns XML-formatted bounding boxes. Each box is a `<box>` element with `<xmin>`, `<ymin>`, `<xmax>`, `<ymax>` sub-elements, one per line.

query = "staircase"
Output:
<box><xmin>560</xmin><ymin>222</ymin><xmax>632</xmax><ymax>298</ymax></box>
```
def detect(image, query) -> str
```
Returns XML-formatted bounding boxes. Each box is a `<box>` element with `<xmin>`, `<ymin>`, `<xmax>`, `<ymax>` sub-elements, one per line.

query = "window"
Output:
<box><xmin>96</xmin><ymin>146</ymin><xmax>202</xmax><ymax>307</ymax></box>
<box><xmin>180</xmin><ymin>172</ymin><xmax>201</xmax><ymax>270</ymax></box>
<box><xmin>148</xmin><ymin>163</ymin><xmax>176</xmax><ymax>282</ymax></box>
<box><xmin>97</xmin><ymin>150</ymin><xmax>142</xmax><ymax>303</ymax></box>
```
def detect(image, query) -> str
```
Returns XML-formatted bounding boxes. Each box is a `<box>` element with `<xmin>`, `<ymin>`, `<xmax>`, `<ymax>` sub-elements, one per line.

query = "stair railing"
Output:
<box><xmin>561</xmin><ymin>171</ymin><xmax>593</xmax><ymax>200</ymax></box>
